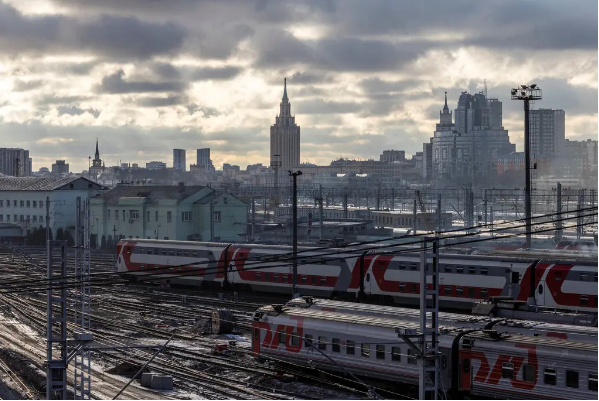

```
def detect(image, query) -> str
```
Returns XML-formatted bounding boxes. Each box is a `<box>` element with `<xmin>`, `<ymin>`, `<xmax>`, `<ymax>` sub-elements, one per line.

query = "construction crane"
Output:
<box><xmin>415</xmin><ymin>190</ymin><xmax>435</xmax><ymax>232</ymax></box>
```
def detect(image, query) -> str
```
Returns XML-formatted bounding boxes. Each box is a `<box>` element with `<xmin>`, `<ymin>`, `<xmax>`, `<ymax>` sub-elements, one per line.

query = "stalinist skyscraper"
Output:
<box><xmin>270</xmin><ymin>78</ymin><xmax>300</xmax><ymax>171</ymax></box>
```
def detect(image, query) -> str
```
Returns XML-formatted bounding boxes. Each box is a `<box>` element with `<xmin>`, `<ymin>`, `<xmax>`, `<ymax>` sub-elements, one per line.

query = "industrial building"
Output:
<box><xmin>90</xmin><ymin>183</ymin><xmax>247</xmax><ymax>243</ymax></box>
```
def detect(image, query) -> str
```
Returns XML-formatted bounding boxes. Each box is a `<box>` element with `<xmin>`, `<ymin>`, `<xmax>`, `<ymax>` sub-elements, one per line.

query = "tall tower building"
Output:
<box><xmin>0</xmin><ymin>148</ymin><xmax>31</xmax><ymax>177</ymax></box>
<box><xmin>436</xmin><ymin>92</ymin><xmax>454</xmax><ymax>132</ymax></box>
<box><xmin>89</xmin><ymin>140</ymin><xmax>104</xmax><ymax>178</ymax></box>
<box><xmin>173</xmin><ymin>149</ymin><xmax>186</xmax><ymax>171</ymax></box>
<box><xmin>270</xmin><ymin>78</ymin><xmax>300</xmax><ymax>170</ymax></box>
<box><xmin>196</xmin><ymin>148</ymin><xmax>213</xmax><ymax>171</ymax></box>
<box><xmin>529</xmin><ymin>109</ymin><xmax>565</xmax><ymax>156</ymax></box>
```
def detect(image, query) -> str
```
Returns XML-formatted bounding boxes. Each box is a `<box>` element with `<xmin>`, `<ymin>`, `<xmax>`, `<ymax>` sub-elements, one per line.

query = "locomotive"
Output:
<box><xmin>117</xmin><ymin>239</ymin><xmax>598</xmax><ymax>313</ymax></box>
<box><xmin>252</xmin><ymin>298</ymin><xmax>598</xmax><ymax>399</ymax></box>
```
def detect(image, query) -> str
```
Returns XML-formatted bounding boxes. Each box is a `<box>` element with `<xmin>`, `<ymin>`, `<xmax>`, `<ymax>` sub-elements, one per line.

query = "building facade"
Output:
<box><xmin>51</xmin><ymin>160</ymin><xmax>70</xmax><ymax>175</ymax></box>
<box><xmin>0</xmin><ymin>148</ymin><xmax>31</xmax><ymax>177</ymax></box>
<box><xmin>380</xmin><ymin>150</ymin><xmax>406</xmax><ymax>163</ymax></box>
<box><xmin>196</xmin><ymin>148</ymin><xmax>213</xmax><ymax>171</ymax></box>
<box><xmin>90</xmin><ymin>184</ymin><xmax>247</xmax><ymax>243</ymax></box>
<box><xmin>173</xmin><ymin>149</ymin><xmax>186</xmax><ymax>171</ymax></box>
<box><xmin>430</xmin><ymin>91</ymin><xmax>515</xmax><ymax>182</ymax></box>
<box><xmin>146</xmin><ymin>161</ymin><xmax>167</xmax><ymax>170</ymax></box>
<box><xmin>270</xmin><ymin>78</ymin><xmax>300</xmax><ymax>170</ymax></box>
<box><xmin>0</xmin><ymin>177</ymin><xmax>106</xmax><ymax>236</ymax></box>
<box><xmin>529</xmin><ymin>109</ymin><xmax>565</xmax><ymax>156</ymax></box>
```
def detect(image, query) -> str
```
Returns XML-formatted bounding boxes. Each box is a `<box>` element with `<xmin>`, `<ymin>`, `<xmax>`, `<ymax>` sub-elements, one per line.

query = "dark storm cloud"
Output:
<box><xmin>136</xmin><ymin>95</ymin><xmax>187</xmax><ymax>108</ymax></box>
<box><xmin>0</xmin><ymin>2</ymin><xmax>185</xmax><ymax>59</ymax></box>
<box><xmin>295</xmin><ymin>99</ymin><xmax>362</xmax><ymax>114</ymax></box>
<box><xmin>97</xmin><ymin>70</ymin><xmax>186</xmax><ymax>94</ymax></box>
<box><xmin>254</xmin><ymin>31</ymin><xmax>429</xmax><ymax>71</ymax></box>
<box><xmin>12</xmin><ymin>79</ymin><xmax>44</xmax><ymax>92</ymax></box>
<box><xmin>38</xmin><ymin>95</ymin><xmax>93</xmax><ymax>105</ymax></box>
<box><xmin>152</xmin><ymin>63</ymin><xmax>181</xmax><ymax>80</ymax></box>
<box><xmin>188</xmin><ymin>66</ymin><xmax>243</xmax><ymax>81</ymax></box>
<box><xmin>359</xmin><ymin>78</ymin><xmax>424</xmax><ymax>97</ymax></box>
<box><xmin>288</xmin><ymin>72</ymin><xmax>331</xmax><ymax>85</ymax></box>
<box><xmin>57</xmin><ymin>105</ymin><xmax>101</xmax><ymax>118</ymax></box>
<box><xmin>186</xmin><ymin>104</ymin><xmax>219</xmax><ymax>117</ymax></box>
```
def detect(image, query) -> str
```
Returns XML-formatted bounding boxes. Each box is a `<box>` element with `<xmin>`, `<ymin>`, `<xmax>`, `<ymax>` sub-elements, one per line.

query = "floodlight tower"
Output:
<box><xmin>511</xmin><ymin>84</ymin><xmax>542</xmax><ymax>249</ymax></box>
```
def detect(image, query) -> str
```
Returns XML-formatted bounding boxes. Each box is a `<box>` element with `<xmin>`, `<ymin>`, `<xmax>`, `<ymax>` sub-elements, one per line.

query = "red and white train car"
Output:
<box><xmin>252</xmin><ymin>301</ymin><xmax>598</xmax><ymax>399</ymax></box>
<box><xmin>116</xmin><ymin>239</ymin><xmax>598</xmax><ymax>313</ymax></box>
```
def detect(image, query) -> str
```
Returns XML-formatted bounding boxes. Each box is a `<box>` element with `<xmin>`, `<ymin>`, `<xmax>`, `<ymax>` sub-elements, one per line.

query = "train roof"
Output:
<box><xmin>286</xmin><ymin>298</ymin><xmax>599</xmax><ymax>335</ymax></box>
<box><xmin>120</xmin><ymin>238</ymin><xmax>598</xmax><ymax>265</ymax></box>
<box><xmin>464</xmin><ymin>330</ymin><xmax>599</xmax><ymax>353</ymax></box>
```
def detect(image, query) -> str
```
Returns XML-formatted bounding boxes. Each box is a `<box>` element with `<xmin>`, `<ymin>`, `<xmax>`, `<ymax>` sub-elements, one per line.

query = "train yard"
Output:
<box><xmin>0</xmin><ymin>247</ymin><xmax>360</xmax><ymax>400</ymax></box>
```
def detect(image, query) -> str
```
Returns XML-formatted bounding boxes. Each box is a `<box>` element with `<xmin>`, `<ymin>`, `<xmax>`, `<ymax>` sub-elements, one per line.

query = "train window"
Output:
<box><xmin>581</xmin><ymin>273</ymin><xmax>589</xmax><ymax>281</ymax></box>
<box><xmin>176</xmin><ymin>250</ymin><xmax>182</xmax><ymax>256</ymax></box>
<box><xmin>456</xmin><ymin>287</ymin><xmax>464</xmax><ymax>297</ymax></box>
<box><xmin>407</xmin><ymin>349</ymin><xmax>416</xmax><ymax>364</ymax></box>
<box><xmin>444</xmin><ymin>286</ymin><xmax>452</xmax><ymax>295</ymax></box>
<box><xmin>391</xmin><ymin>347</ymin><xmax>401</xmax><ymax>361</ymax></box>
<box><xmin>162</xmin><ymin>250</ymin><xmax>167</xmax><ymax>256</ymax></box>
<box><xmin>581</xmin><ymin>295</ymin><xmax>589</xmax><ymax>306</ymax></box>
<box><xmin>320</xmin><ymin>277</ymin><xmax>327</xmax><ymax>285</ymax></box>
<box><xmin>332</xmin><ymin>338</ymin><xmax>340</xmax><ymax>353</ymax></box>
<box><xmin>555</xmin><ymin>273</ymin><xmax>562</xmax><ymax>281</ymax></box>
<box><xmin>595</xmin><ymin>273</ymin><xmax>598</xmax><ymax>282</ymax></box>
<box><xmin>278</xmin><ymin>331</ymin><xmax>285</xmax><ymax>344</ymax></box>
<box><xmin>140</xmin><ymin>264</ymin><xmax>145</xmax><ymax>270</ymax></box>
<box><xmin>523</xmin><ymin>365</ymin><xmax>535</xmax><ymax>382</ymax></box>
<box><xmin>399</xmin><ymin>283</ymin><xmax>406</xmax><ymax>292</ymax></box>
<box><xmin>346</xmin><ymin>340</ymin><xmax>355</xmax><ymax>355</ymax></box>
<box><xmin>502</xmin><ymin>363</ymin><xmax>514</xmax><ymax>379</ymax></box>
<box><xmin>410</xmin><ymin>264</ymin><xmax>417</xmax><ymax>271</ymax></box>
<box><xmin>282</xmin><ymin>274</ymin><xmax>288</xmax><ymax>282</ymax></box>
<box><xmin>192</xmin><ymin>251</ymin><xmax>198</xmax><ymax>257</ymax></box>
<box><xmin>481</xmin><ymin>288</ymin><xmax>488</xmax><ymax>298</ymax></box>
<box><xmin>301</xmin><ymin>276</ymin><xmax>307</xmax><ymax>285</ymax></box>
<box><xmin>376</xmin><ymin>345</ymin><xmax>385</xmax><ymax>360</ymax></box>
<box><xmin>444</xmin><ymin>266</ymin><xmax>452</xmax><ymax>273</ymax></box>
<box><xmin>399</xmin><ymin>263</ymin><xmax>406</xmax><ymax>270</ymax></box>
<box><xmin>361</xmin><ymin>343</ymin><xmax>370</xmax><ymax>357</ymax></box>
<box><xmin>273</xmin><ymin>274</ymin><xmax>279</xmax><ymax>282</ymax></box>
<box><xmin>304</xmin><ymin>334</ymin><xmax>313</xmax><ymax>348</ymax></box>
<box><xmin>481</xmin><ymin>268</ymin><xmax>488</xmax><ymax>275</ymax></box>
<box><xmin>318</xmin><ymin>336</ymin><xmax>327</xmax><ymax>351</ymax></box>
<box><xmin>126</xmin><ymin>247</ymin><xmax>131</xmax><ymax>254</ymax></box>
<box><xmin>169</xmin><ymin>250</ymin><xmax>175</xmax><ymax>256</ymax></box>
<box><xmin>184</xmin><ymin>251</ymin><xmax>189</xmax><ymax>257</ymax></box>
<box><xmin>468</xmin><ymin>288</ymin><xmax>475</xmax><ymax>298</ymax></box>
<box><xmin>566</xmin><ymin>370</ymin><xmax>579</xmax><ymax>388</ymax></box>
<box><xmin>456</xmin><ymin>267</ymin><xmax>464</xmax><ymax>274</ymax></box>
<box><xmin>469</xmin><ymin>267</ymin><xmax>476</xmax><ymax>274</ymax></box>
<box><xmin>147</xmin><ymin>249</ymin><xmax>153</xmax><ymax>254</ymax></box>
<box><xmin>255</xmin><ymin>272</ymin><xmax>261</xmax><ymax>280</ymax></box>
<box><xmin>311</xmin><ymin>276</ymin><xmax>317</xmax><ymax>285</ymax></box>
<box><xmin>411</xmin><ymin>283</ymin><xmax>417</xmax><ymax>293</ymax></box>
<box><xmin>544</xmin><ymin>368</ymin><xmax>557</xmax><ymax>385</ymax></box>
<box><xmin>291</xmin><ymin>332</ymin><xmax>299</xmax><ymax>346</ymax></box>
<box><xmin>589</xmin><ymin>373</ymin><xmax>598</xmax><ymax>391</ymax></box>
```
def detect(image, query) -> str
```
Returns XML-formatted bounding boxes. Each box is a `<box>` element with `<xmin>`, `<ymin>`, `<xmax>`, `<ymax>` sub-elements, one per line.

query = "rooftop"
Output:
<box><xmin>94</xmin><ymin>184</ymin><xmax>209</xmax><ymax>204</ymax></box>
<box><xmin>0</xmin><ymin>176</ymin><xmax>102</xmax><ymax>191</ymax></box>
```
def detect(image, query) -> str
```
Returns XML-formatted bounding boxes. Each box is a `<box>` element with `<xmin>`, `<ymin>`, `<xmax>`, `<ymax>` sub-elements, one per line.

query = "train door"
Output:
<box><xmin>460</xmin><ymin>352</ymin><xmax>472</xmax><ymax>391</ymax></box>
<box><xmin>536</xmin><ymin>280</ymin><xmax>546</xmax><ymax>306</ymax></box>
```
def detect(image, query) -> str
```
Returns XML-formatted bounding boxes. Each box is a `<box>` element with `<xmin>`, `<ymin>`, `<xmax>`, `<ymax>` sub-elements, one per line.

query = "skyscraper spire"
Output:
<box><xmin>95</xmin><ymin>138</ymin><xmax>99</xmax><ymax>159</ymax></box>
<box><xmin>444</xmin><ymin>91</ymin><xmax>448</xmax><ymax>108</ymax></box>
<box><xmin>282</xmin><ymin>77</ymin><xmax>288</xmax><ymax>101</ymax></box>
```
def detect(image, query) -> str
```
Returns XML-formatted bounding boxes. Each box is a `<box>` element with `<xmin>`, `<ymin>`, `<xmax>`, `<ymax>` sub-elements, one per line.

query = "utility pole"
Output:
<box><xmin>289</xmin><ymin>170</ymin><xmax>302</xmax><ymax>297</ymax></box>
<box><xmin>250</xmin><ymin>197</ymin><xmax>255</xmax><ymax>243</ymax></box>
<box><xmin>577</xmin><ymin>189</ymin><xmax>584</xmax><ymax>241</ymax></box>
<box><xmin>511</xmin><ymin>84</ymin><xmax>542</xmax><ymax>249</ymax></box>
<box><xmin>46</xmin><ymin>196</ymin><xmax>50</xmax><ymax>242</ymax></box>
<box><xmin>556</xmin><ymin>182</ymin><xmax>563</xmax><ymax>243</ymax></box>
<box><xmin>314</xmin><ymin>185</ymin><xmax>324</xmax><ymax>240</ymax></box>
<box><xmin>270</xmin><ymin>154</ymin><xmax>282</xmax><ymax>207</ymax></box>
<box><xmin>413</xmin><ymin>199</ymin><xmax>417</xmax><ymax>235</ymax></box>
<box><xmin>343</xmin><ymin>194</ymin><xmax>348</xmax><ymax>219</ymax></box>
<box><xmin>397</xmin><ymin>236</ymin><xmax>441</xmax><ymax>400</ymax></box>
<box><xmin>436</xmin><ymin>194</ymin><xmax>442</xmax><ymax>233</ymax></box>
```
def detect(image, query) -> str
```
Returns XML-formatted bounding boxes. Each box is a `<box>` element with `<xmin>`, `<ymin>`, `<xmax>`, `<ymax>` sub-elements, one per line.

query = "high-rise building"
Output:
<box><xmin>270</xmin><ymin>78</ymin><xmax>300</xmax><ymax>170</ymax></box>
<box><xmin>173</xmin><ymin>149</ymin><xmax>186</xmax><ymax>171</ymax></box>
<box><xmin>196</xmin><ymin>148</ymin><xmax>213</xmax><ymax>171</ymax></box>
<box><xmin>146</xmin><ymin>161</ymin><xmax>167</xmax><ymax>170</ymax></box>
<box><xmin>380</xmin><ymin>150</ymin><xmax>406</xmax><ymax>163</ymax></box>
<box><xmin>51</xmin><ymin>160</ymin><xmax>70</xmax><ymax>175</ymax></box>
<box><xmin>0</xmin><ymin>148</ymin><xmax>31</xmax><ymax>177</ymax></box>
<box><xmin>430</xmin><ymin>91</ymin><xmax>515</xmax><ymax>181</ymax></box>
<box><xmin>529</xmin><ymin>109</ymin><xmax>565</xmax><ymax>156</ymax></box>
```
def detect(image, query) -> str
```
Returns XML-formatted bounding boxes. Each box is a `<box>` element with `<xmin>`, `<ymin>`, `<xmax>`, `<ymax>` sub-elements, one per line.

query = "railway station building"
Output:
<box><xmin>90</xmin><ymin>183</ymin><xmax>247</xmax><ymax>243</ymax></box>
<box><xmin>0</xmin><ymin>176</ymin><xmax>106</xmax><ymax>238</ymax></box>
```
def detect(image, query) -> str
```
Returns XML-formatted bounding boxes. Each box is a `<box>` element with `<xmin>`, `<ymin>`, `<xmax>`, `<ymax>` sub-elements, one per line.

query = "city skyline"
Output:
<box><xmin>0</xmin><ymin>0</ymin><xmax>596</xmax><ymax>172</ymax></box>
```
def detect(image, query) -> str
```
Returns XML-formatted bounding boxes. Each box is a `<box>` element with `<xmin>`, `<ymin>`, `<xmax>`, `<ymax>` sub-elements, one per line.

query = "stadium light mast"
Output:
<box><xmin>511</xmin><ymin>84</ymin><xmax>542</xmax><ymax>249</ymax></box>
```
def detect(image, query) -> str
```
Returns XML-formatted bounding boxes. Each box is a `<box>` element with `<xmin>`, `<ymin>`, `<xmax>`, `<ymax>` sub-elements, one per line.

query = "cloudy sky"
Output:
<box><xmin>0</xmin><ymin>0</ymin><xmax>596</xmax><ymax>172</ymax></box>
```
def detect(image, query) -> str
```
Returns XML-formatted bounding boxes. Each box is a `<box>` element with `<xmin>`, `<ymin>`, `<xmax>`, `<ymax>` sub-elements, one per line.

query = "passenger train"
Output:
<box><xmin>116</xmin><ymin>239</ymin><xmax>598</xmax><ymax>314</ymax></box>
<box><xmin>252</xmin><ymin>299</ymin><xmax>598</xmax><ymax>399</ymax></box>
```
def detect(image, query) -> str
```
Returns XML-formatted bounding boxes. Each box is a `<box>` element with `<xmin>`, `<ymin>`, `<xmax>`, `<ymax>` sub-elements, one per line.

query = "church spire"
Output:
<box><xmin>95</xmin><ymin>138</ymin><xmax>100</xmax><ymax>159</ymax></box>
<box><xmin>282</xmin><ymin>77</ymin><xmax>288</xmax><ymax>101</ymax></box>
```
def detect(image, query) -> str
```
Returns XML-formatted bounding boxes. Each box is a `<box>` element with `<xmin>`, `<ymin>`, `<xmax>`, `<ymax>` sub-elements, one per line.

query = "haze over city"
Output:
<box><xmin>0</xmin><ymin>0</ymin><xmax>596</xmax><ymax>172</ymax></box>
